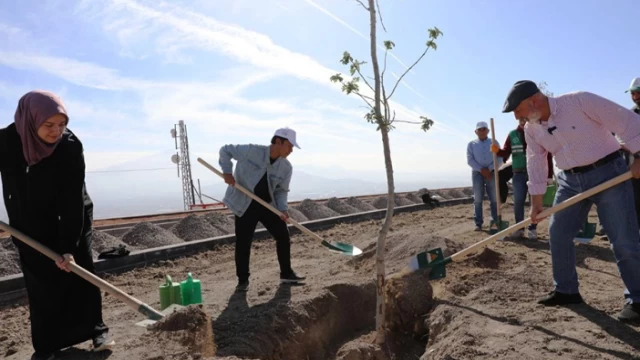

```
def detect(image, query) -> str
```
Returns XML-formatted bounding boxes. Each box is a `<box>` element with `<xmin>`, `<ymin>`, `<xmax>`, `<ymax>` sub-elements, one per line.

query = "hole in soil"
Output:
<box><xmin>212</xmin><ymin>276</ymin><xmax>434</xmax><ymax>360</ymax></box>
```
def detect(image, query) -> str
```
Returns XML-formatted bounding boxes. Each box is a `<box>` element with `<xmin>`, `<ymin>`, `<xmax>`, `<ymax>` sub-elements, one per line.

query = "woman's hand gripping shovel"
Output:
<box><xmin>0</xmin><ymin>221</ymin><xmax>176</xmax><ymax>327</ymax></box>
<box><xmin>408</xmin><ymin>170</ymin><xmax>633</xmax><ymax>280</ymax></box>
<box><xmin>197</xmin><ymin>157</ymin><xmax>363</xmax><ymax>256</ymax></box>
<box><xmin>489</xmin><ymin>118</ymin><xmax>509</xmax><ymax>236</ymax></box>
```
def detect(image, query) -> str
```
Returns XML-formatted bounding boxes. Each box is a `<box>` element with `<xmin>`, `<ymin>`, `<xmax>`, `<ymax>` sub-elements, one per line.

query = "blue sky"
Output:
<box><xmin>0</xmin><ymin>0</ymin><xmax>639</xmax><ymax>215</ymax></box>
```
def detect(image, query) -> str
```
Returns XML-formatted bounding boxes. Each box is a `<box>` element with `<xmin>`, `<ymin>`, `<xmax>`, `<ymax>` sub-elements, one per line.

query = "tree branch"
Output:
<box><xmin>352</xmin><ymin>63</ymin><xmax>375</xmax><ymax>94</ymax></box>
<box><xmin>375</xmin><ymin>0</ymin><xmax>387</xmax><ymax>33</ymax></box>
<box><xmin>388</xmin><ymin>47</ymin><xmax>431</xmax><ymax>100</ymax></box>
<box><xmin>353</xmin><ymin>0</ymin><xmax>369</xmax><ymax>11</ymax></box>
<box><xmin>354</xmin><ymin>91</ymin><xmax>374</xmax><ymax>109</ymax></box>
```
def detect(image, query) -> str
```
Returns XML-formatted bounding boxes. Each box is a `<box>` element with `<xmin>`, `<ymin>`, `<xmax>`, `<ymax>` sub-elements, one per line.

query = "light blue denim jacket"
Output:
<box><xmin>219</xmin><ymin>144</ymin><xmax>292</xmax><ymax>217</ymax></box>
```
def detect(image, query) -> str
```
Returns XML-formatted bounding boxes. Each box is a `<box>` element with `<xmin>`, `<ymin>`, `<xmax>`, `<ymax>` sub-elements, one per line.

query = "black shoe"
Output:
<box><xmin>280</xmin><ymin>271</ymin><xmax>306</xmax><ymax>284</ymax></box>
<box><xmin>236</xmin><ymin>280</ymin><xmax>249</xmax><ymax>292</ymax></box>
<box><xmin>31</xmin><ymin>352</ymin><xmax>55</xmax><ymax>360</ymax></box>
<box><xmin>92</xmin><ymin>332</ymin><xmax>115</xmax><ymax>352</ymax></box>
<box><xmin>617</xmin><ymin>303</ymin><xmax>640</xmax><ymax>323</ymax></box>
<box><xmin>537</xmin><ymin>290</ymin><xmax>583</xmax><ymax>306</ymax></box>
<box><xmin>596</xmin><ymin>228</ymin><xmax>606</xmax><ymax>236</ymax></box>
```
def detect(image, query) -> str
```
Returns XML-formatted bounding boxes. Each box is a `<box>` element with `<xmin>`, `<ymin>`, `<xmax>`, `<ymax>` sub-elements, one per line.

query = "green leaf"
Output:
<box><xmin>330</xmin><ymin>74</ymin><xmax>344</xmax><ymax>83</ymax></box>
<box><xmin>426</xmin><ymin>40</ymin><xmax>437</xmax><ymax>50</ymax></box>
<box><xmin>340</xmin><ymin>51</ymin><xmax>353</xmax><ymax>65</ymax></box>
<box><xmin>420</xmin><ymin>116</ymin><xmax>434</xmax><ymax>132</ymax></box>
<box><xmin>343</xmin><ymin>80</ymin><xmax>360</xmax><ymax>95</ymax></box>
<box><xmin>428</xmin><ymin>27</ymin><xmax>443</xmax><ymax>40</ymax></box>
<box><xmin>383</xmin><ymin>40</ymin><xmax>395</xmax><ymax>50</ymax></box>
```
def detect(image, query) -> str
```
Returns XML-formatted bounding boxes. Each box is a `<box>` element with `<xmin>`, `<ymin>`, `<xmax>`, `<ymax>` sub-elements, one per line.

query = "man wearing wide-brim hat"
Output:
<box><xmin>502</xmin><ymin>80</ymin><xmax>640</xmax><ymax>323</ymax></box>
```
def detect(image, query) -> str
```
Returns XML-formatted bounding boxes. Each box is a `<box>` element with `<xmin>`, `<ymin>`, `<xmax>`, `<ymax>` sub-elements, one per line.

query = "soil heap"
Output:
<box><xmin>171</xmin><ymin>214</ymin><xmax>226</xmax><ymax>241</ymax></box>
<box><xmin>121</xmin><ymin>222</ymin><xmax>184</xmax><ymax>248</ymax></box>
<box><xmin>326</xmin><ymin>197</ymin><xmax>359</xmax><ymax>215</ymax></box>
<box><xmin>294</xmin><ymin>199</ymin><xmax>339</xmax><ymax>220</ymax></box>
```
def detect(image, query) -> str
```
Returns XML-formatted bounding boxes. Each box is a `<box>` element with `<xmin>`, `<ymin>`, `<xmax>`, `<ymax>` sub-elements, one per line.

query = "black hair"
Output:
<box><xmin>271</xmin><ymin>135</ymin><xmax>288</xmax><ymax>145</ymax></box>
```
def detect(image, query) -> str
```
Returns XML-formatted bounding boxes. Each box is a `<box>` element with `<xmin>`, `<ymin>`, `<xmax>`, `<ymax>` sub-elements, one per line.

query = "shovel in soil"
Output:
<box><xmin>0</xmin><ymin>221</ymin><xmax>177</xmax><ymax>327</ymax></box>
<box><xmin>410</xmin><ymin>170</ymin><xmax>634</xmax><ymax>280</ymax></box>
<box><xmin>197</xmin><ymin>157</ymin><xmax>363</xmax><ymax>256</ymax></box>
<box><xmin>488</xmin><ymin>118</ymin><xmax>509</xmax><ymax>236</ymax></box>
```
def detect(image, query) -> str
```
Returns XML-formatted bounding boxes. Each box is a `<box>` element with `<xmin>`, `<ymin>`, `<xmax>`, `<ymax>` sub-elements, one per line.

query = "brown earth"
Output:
<box><xmin>2</xmin><ymin>202</ymin><xmax>639</xmax><ymax>359</ymax></box>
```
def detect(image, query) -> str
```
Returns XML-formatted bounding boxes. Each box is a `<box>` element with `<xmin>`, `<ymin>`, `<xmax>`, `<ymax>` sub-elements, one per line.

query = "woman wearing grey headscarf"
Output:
<box><xmin>0</xmin><ymin>90</ymin><xmax>114</xmax><ymax>360</ymax></box>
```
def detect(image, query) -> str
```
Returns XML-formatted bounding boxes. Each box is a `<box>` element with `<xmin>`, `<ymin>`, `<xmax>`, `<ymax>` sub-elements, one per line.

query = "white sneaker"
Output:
<box><xmin>528</xmin><ymin>228</ymin><xmax>537</xmax><ymax>240</ymax></box>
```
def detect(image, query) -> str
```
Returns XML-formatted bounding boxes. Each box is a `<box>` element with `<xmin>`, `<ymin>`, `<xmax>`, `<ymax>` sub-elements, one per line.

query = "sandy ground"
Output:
<box><xmin>1</xmin><ymin>200</ymin><xmax>639</xmax><ymax>359</ymax></box>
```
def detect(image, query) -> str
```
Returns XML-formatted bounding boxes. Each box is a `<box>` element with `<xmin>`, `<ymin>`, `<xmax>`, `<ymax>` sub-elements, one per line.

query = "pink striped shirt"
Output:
<box><xmin>525</xmin><ymin>91</ymin><xmax>640</xmax><ymax>195</ymax></box>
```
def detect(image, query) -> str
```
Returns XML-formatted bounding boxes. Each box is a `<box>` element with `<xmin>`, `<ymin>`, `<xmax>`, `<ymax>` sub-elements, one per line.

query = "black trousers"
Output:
<box><xmin>234</xmin><ymin>200</ymin><xmax>292</xmax><ymax>281</ymax></box>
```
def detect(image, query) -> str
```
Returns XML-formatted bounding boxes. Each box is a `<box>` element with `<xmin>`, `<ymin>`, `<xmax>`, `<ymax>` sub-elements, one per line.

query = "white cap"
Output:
<box><xmin>626</xmin><ymin>77</ymin><xmax>640</xmax><ymax>93</ymax></box>
<box><xmin>476</xmin><ymin>121</ymin><xmax>488</xmax><ymax>130</ymax></box>
<box><xmin>274</xmin><ymin>127</ymin><xmax>301</xmax><ymax>149</ymax></box>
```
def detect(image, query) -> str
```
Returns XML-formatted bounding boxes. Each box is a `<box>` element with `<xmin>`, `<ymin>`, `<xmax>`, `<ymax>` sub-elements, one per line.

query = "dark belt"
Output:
<box><xmin>565</xmin><ymin>151</ymin><xmax>620</xmax><ymax>174</ymax></box>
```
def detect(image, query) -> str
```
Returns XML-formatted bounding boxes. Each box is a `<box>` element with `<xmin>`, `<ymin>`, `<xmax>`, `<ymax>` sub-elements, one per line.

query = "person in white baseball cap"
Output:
<box><xmin>467</xmin><ymin>121</ymin><xmax>502</xmax><ymax>231</ymax></box>
<box><xmin>219</xmin><ymin>127</ymin><xmax>305</xmax><ymax>292</ymax></box>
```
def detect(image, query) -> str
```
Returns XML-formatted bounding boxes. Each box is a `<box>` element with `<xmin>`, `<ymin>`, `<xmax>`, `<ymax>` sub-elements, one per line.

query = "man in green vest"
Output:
<box><xmin>491</xmin><ymin>118</ymin><xmax>554</xmax><ymax>239</ymax></box>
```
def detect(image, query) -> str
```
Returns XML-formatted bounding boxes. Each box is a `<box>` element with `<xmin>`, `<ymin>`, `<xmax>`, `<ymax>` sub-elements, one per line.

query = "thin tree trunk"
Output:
<box><xmin>368</xmin><ymin>0</ymin><xmax>394</xmax><ymax>345</ymax></box>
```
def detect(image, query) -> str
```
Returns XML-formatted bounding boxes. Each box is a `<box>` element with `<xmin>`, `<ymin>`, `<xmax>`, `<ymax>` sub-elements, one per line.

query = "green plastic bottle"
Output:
<box><xmin>180</xmin><ymin>272</ymin><xmax>202</xmax><ymax>305</ymax></box>
<box><xmin>159</xmin><ymin>275</ymin><xmax>182</xmax><ymax>310</ymax></box>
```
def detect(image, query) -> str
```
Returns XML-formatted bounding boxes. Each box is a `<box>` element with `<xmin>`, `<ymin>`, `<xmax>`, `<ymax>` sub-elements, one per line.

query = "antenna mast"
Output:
<box><xmin>170</xmin><ymin>120</ymin><xmax>196</xmax><ymax>210</ymax></box>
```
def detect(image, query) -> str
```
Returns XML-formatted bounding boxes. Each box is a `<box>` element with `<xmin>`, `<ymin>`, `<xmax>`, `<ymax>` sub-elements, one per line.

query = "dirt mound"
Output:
<box><xmin>405</xmin><ymin>192</ymin><xmax>423</xmax><ymax>203</ymax></box>
<box><xmin>345</xmin><ymin>197</ymin><xmax>377</xmax><ymax>211</ymax></box>
<box><xmin>203</xmin><ymin>212</ymin><xmax>234</xmax><ymax>234</ymax></box>
<box><xmin>0</xmin><ymin>240</ymin><xmax>20</xmax><ymax>277</ymax></box>
<box><xmin>171</xmin><ymin>214</ymin><xmax>226</xmax><ymax>241</ymax></box>
<box><xmin>294</xmin><ymin>199</ymin><xmax>339</xmax><ymax>220</ymax></box>
<box><xmin>395</xmin><ymin>196</ymin><xmax>415</xmax><ymax>206</ymax></box>
<box><xmin>121</xmin><ymin>222</ymin><xmax>184</xmax><ymax>249</ymax></box>
<box><xmin>371</xmin><ymin>196</ymin><xmax>388</xmax><ymax>209</ymax></box>
<box><xmin>385</xmin><ymin>269</ymin><xmax>434</xmax><ymax>339</ymax></box>
<box><xmin>446</xmin><ymin>189</ymin><xmax>466</xmax><ymax>199</ymax></box>
<box><xmin>469</xmin><ymin>247</ymin><xmax>503</xmax><ymax>269</ymax></box>
<box><xmin>326</xmin><ymin>197</ymin><xmax>359</xmax><ymax>215</ymax></box>
<box><xmin>432</xmin><ymin>190</ymin><xmax>451</xmax><ymax>199</ymax></box>
<box><xmin>336</xmin><ymin>337</ymin><xmax>388</xmax><ymax>360</ymax></box>
<box><xmin>92</xmin><ymin>230</ymin><xmax>133</xmax><ymax>254</ymax></box>
<box><xmin>461</xmin><ymin>187</ymin><xmax>474</xmax><ymax>196</ymax></box>
<box><xmin>146</xmin><ymin>304</ymin><xmax>215</xmax><ymax>358</ymax></box>
<box><xmin>287</xmin><ymin>207</ymin><xmax>309</xmax><ymax>222</ymax></box>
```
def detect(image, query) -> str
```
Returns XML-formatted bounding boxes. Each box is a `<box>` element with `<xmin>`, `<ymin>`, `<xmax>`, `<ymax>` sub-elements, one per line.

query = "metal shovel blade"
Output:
<box><xmin>135</xmin><ymin>303</ymin><xmax>186</xmax><ymax>328</ymax></box>
<box><xmin>489</xmin><ymin>219</ymin><xmax>510</xmax><ymax>235</ymax></box>
<box><xmin>321</xmin><ymin>240</ymin><xmax>363</xmax><ymax>256</ymax></box>
<box><xmin>408</xmin><ymin>247</ymin><xmax>449</xmax><ymax>280</ymax></box>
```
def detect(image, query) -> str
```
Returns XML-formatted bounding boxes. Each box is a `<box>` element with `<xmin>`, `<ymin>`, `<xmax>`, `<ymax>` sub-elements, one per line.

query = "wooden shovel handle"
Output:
<box><xmin>450</xmin><ymin>170</ymin><xmax>633</xmax><ymax>262</ymax></box>
<box><xmin>0</xmin><ymin>221</ymin><xmax>163</xmax><ymax>320</ymax></box>
<box><xmin>490</xmin><ymin>118</ymin><xmax>502</xmax><ymax>216</ymax></box>
<box><xmin>197</xmin><ymin>158</ymin><xmax>324</xmax><ymax>243</ymax></box>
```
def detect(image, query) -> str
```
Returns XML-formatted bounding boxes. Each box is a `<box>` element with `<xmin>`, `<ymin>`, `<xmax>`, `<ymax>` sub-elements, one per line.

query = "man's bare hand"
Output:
<box><xmin>480</xmin><ymin>168</ymin><xmax>492</xmax><ymax>179</ymax></box>
<box><xmin>280</xmin><ymin>211</ymin><xmax>290</xmax><ymax>223</ymax></box>
<box><xmin>529</xmin><ymin>195</ymin><xmax>546</xmax><ymax>224</ymax></box>
<box><xmin>223</xmin><ymin>173</ymin><xmax>236</xmax><ymax>186</ymax></box>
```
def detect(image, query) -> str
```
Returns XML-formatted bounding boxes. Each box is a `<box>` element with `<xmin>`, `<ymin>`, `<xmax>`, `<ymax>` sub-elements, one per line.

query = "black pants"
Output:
<box><xmin>498</xmin><ymin>166</ymin><xmax>513</xmax><ymax>204</ymax></box>
<box><xmin>234</xmin><ymin>200</ymin><xmax>292</xmax><ymax>282</ymax></box>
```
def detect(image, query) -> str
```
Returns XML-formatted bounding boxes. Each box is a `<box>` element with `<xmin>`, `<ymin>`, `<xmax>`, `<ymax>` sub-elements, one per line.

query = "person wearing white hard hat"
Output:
<box><xmin>628</xmin><ymin>77</ymin><xmax>640</xmax><ymax>115</ymax></box>
<box><xmin>219</xmin><ymin>127</ymin><xmax>305</xmax><ymax>292</ymax></box>
<box><xmin>467</xmin><ymin>121</ymin><xmax>502</xmax><ymax>231</ymax></box>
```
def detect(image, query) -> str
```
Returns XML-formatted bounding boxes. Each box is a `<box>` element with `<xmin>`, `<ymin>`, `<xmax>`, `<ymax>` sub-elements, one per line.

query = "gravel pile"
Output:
<box><xmin>326</xmin><ymin>197</ymin><xmax>359</xmax><ymax>215</ymax></box>
<box><xmin>294</xmin><ymin>199</ymin><xmax>340</xmax><ymax>220</ymax></box>
<box><xmin>395</xmin><ymin>196</ymin><xmax>415</xmax><ymax>206</ymax></box>
<box><xmin>345</xmin><ymin>197</ymin><xmax>377</xmax><ymax>211</ymax></box>
<box><xmin>121</xmin><ymin>222</ymin><xmax>184</xmax><ymax>249</ymax></box>
<box><xmin>432</xmin><ymin>190</ymin><xmax>451</xmax><ymax>199</ymax></box>
<box><xmin>203</xmin><ymin>212</ymin><xmax>234</xmax><ymax>234</ymax></box>
<box><xmin>287</xmin><ymin>207</ymin><xmax>309</xmax><ymax>222</ymax></box>
<box><xmin>447</xmin><ymin>189</ymin><xmax>466</xmax><ymax>199</ymax></box>
<box><xmin>171</xmin><ymin>214</ymin><xmax>226</xmax><ymax>242</ymax></box>
<box><xmin>0</xmin><ymin>240</ymin><xmax>20</xmax><ymax>277</ymax></box>
<box><xmin>461</xmin><ymin>187</ymin><xmax>474</xmax><ymax>196</ymax></box>
<box><xmin>92</xmin><ymin>230</ymin><xmax>132</xmax><ymax>253</ymax></box>
<box><xmin>371</xmin><ymin>196</ymin><xmax>389</xmax><ymax>209</ymax></box>
<box><xmin>405</xmin><ymin>192</ymin><xmax>423</xmax><ymax>203</ymax></box>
